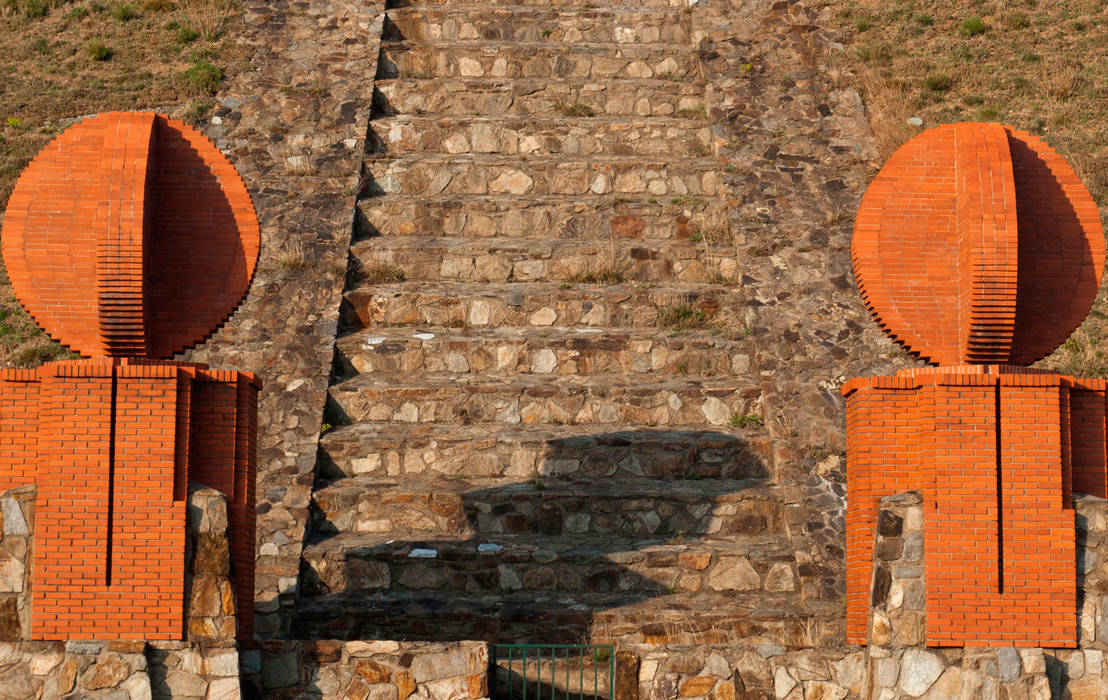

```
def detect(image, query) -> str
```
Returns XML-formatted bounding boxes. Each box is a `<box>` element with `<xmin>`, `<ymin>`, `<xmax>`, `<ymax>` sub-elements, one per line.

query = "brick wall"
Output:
<box><xmin>0</xmin><ymin>359</ymin><xmax>257</xmax><ymax>641</ymax></box>
<box><xmin>844</xmin><ymin>366</ymin><xmax>1085</xmax><ymax>646</ymax></box>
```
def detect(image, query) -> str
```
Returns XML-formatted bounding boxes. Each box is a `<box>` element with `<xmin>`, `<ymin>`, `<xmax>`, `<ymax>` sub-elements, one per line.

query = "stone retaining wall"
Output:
<box><xmin>0</xmin><ymin>640</ymin><xmax>240</xmax><ymax>700</ymax></box>
<box><xmin>242</xmin><ymin>640</ymin><xmax>489</xmax><ymax>700</ymax></box>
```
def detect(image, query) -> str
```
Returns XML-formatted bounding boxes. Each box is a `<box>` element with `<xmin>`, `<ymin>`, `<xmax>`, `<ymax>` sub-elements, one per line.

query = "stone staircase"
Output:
<box><xmin>293</xmin><ymin>0</ymin><xmax>842</xmax><ymax>647</ymax></box>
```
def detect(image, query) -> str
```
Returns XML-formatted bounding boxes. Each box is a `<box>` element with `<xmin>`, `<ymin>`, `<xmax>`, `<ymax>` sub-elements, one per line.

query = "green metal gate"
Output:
<box><xmin>491</xmin><ymin>644</ymin><xmax>615</xmax><ymax>700</ymax></box>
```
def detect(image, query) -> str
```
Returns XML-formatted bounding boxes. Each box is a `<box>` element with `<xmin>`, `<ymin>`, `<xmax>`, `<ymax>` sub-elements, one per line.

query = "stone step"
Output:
<box><xmin>357</xmin><ymin>194</ymin><xmax>729</xmax><ymax>241</ymax></box>
<box><xmin>378</xmin><ymin>41</ymin><xmax>700</xmax><ymax>81</ymax></box>
<box><xmin>349</xmin><ymin>236</ymin><xmax>738</xmax><ymax>284</ymax></box>
<box><xmin>375</xmin><ymin>78</ymin><xmax>708</xmax><ymax>118</ymax></box>
<box><xmin>385</xmin><ymin>7</ymin><xmax>692</xmax><ymax>45</ymax></box>
<box><xmin>389</xmin><ymin>0</ymin><xmax>691</xmax><ymax>9</ymax></box>
<box><xmin>368</xmin><ymin>115</ymin><xmax>713</xmax><ymax>158</ymax></box>
<box><xmin>317</xmin><ymin>423</ymin><xmax>771</xmax><ymax>481</ymax></box>
<box><xmin>290</xmin><ymin>590</ymin><xmax>843</xmax><ymax>645</ymax></box>
<box><xmin>300</xmin><ymin>532</ymin><xmax>798</xmax><ymax>598</ymax></box>
<box><xmin>309</xmin><ymin>476</ymin><xmax>783</xmax><ymax>539</ymax></box>
<box><xmin>340</xmin><ymin>281</ymin><xmax>747</xmax><ymax>331</ymax></box>
<box><xmin>326</xmin><ymin>372</ymin><xmax>763</xmax><ymax>427</ymax></box>
<box><xmin>366</xmin><ymin>154</ymin><xmax>721</xmax><ymax>198</ymax></box>
<box><xmin>333</xmin><ymin>326</ymin><xmax>754</xmax><ymax>378</ymax></box>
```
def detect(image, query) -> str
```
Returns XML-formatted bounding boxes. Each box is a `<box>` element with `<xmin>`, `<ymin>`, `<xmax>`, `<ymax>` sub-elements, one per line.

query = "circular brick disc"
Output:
<box><xmin>1</xmin><ymin>112</ymin><xmax>260</xmax><ymax>359</ymax></box>
<box><xmin>852</xmin><ymin>123</ymin><xmax>1104</xmax><ymax>366</ymax></box>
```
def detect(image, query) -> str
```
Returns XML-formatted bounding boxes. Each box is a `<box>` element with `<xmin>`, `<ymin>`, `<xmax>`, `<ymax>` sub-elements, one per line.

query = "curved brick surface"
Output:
<box><xmin>0</xmin><ymin>112</ymin><xmax>260</xmax><ymax>359</ymax></box>
<box><xmin>852</xmin><ymin>122</ymin><xmax>1103</xmax><ymax>366</ymax></box>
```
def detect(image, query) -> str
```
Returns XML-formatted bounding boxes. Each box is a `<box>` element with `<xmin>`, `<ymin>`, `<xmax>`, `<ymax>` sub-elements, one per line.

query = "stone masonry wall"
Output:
<box><xmin>180</xmin><ymin>0</ymin><xmax>385</xmax><ymax>639</ymax></box>
<box><xmin>0</xmin><ymin>640</ymin><xmax>242</xmax><ymax>700</ymax></box>
<box><xmin>243</xmin><ymin>640</ymin><xmax>489</xmax><ymax>700</ymax></box>
<box><xmin>0</xmin><ymin>486</ymin><xmax>32</xmax><ymax>640</ymax></box>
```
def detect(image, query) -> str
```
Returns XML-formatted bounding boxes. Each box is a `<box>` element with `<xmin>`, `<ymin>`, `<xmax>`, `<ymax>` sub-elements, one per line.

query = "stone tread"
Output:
<box><xmin>356</xmin><ymin>193</ymin><xmax>727</xmax><ymax>241</ymax></box>
<box><xmin>340</xmin><ymin>281</ymin><xmax>747</xmax><ymax>330</ymax></box>
<box><xmin>312</xmin><ymin>474</ymin><xmax>774</xmax><ymax>502</ymax></box>
<box><xmin>326</xmin><ymin>371</ymin><xmax>762</xmax><ymax>426</ymax></box>
<box><xmin>309</xmin><ymin>473</ymin><xmax>782</xmax><ymax>538</ymax></box>
<box><xmin>368</xmin><ymin>114</ymin><xmax>712</xmax><ymax>158</ymax></box>
<box><xmin>386</xmin><ymin>6</ymin><xmax>693</xmax><ymax>45</ymax></box>
<box><xmin>374</xmin><ymin>77</ymin><xmax>709</xmax><ymax>118</ymax></box>
<box><xmin>290</xmin><ymin>589</ymin><xmax>842</xmax><ymax>644</ymax></box>
<box><xmin>350</xmin><ymin>236</ymin><xmax>738</xmax><ymax>284</ymax></box>
<box><xmin>300</xmin><ymin>531</ymin><xmax>796</xmax><ymax>596</ymax></box>
<box><xmin>367</xmin><ymin>152</ymin><xmax>722</xmax><ymax>198</ymax></box>
<box><xmin>317</xmin><ymin>422</ymin><xmax>771</xmax><ymax>480</ymax></box>
<box><xmin>302</xmin><ymin>531</ymin><xmax>786</xmax><ymax>559</ymax></box>
<box><xmin>333</xmin><ymin>325</ymin><xmax>753</xmax><ymax>377</ymax></box>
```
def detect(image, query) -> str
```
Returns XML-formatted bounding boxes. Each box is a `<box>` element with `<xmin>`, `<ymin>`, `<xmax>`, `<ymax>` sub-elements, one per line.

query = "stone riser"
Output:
<box><xmin>340</xmin><ymin>282</ymin><xmax>746</xmax><ymax>331</ymax></box>
<box><xmin>386</xmin><ymin>8</ymin><xmax>692</xmax><ymax>44</ymax></box>
<box><xmin>318</xmin><ymin>424</ymin><xmax>771</xmax><ymax>481</ymax></box>
<box><xmin>334</xmin><ymin>328</ymin><xmax>753</xmax><ymax>378</ymax></box>
<box><xmin>375</xmin><ymin>79</ymin><xmax>708</xmax><ymax>118</ymax></box>
<box><xmin>327</xmin><ymin>375</ymin><xmax>761</xmax><ymax>427</ymax></box>
<box><xmin>378</xmin><ymin>42</ymin><xmax>700</xmax><ymax>80</ymax></box>
<box><xmin>351</xmin><ymin>239</ymin><xmax>738</xmax><ymax>285</ymax></box>
<box><xmin>369</xmin><ymin>157</ymin><xmax>720</xmax><ymax>198</ymax></box>
<box><xmin>290</xmin><ymin>594</ymin><xmax>841</xmax><ymax>647</ymax></box>
<box><xmin>301</xmin><ymin>539</ymin><xmax>797</xmax><ymax>597</ymax></box>
<box><xmin>369</xmin><ymin>117</ymin><xmax>712</xmax><ymax>158</ymax></box>
<box><xmin>357</xmin><ymin>196</ymin><xmax>727</xmax><ymax>241</ymax></box>
<box><xmin>310</xmin><ymin>479</ymin><xmax>781</xmax><ymax>539</ymax></box>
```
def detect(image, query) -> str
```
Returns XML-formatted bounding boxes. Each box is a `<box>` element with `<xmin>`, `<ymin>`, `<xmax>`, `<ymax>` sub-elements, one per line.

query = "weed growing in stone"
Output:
<box><xmin>657</xmin><ymin>305</ymin><xmax>713</xmax><ymax>330</ymax></box>
<box><xmin>557</xmin><ymin>101</ymin><xmax>595</xmax><ymax>118</ymax></box>
<box><xmin>728</xmin><ymin>413</ymin><xmax>763</xmax><ymax>428</ymax></box>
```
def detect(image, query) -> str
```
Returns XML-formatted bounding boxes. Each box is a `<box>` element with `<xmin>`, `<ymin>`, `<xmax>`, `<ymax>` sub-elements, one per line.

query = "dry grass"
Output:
<box><xmin>831</xmin><ymin>0</ymin><xmax>1108</xmax><ymax>375</ymax></box>
<box><xmin>0</xmin><ymin>0</ymin><xmax>245</xmax><ymax>367</ymax></box>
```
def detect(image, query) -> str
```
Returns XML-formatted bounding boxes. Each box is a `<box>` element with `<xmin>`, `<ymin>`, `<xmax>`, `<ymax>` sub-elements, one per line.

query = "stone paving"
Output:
<box><xmin>288</xmin><ymin>0</ymin><xmax>862</xmax><ymax>646</ymax></box>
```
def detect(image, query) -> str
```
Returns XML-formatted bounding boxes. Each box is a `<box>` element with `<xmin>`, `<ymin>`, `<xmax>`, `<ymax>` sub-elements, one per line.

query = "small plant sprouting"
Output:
<box><xmin>182</xmin><ymin>58</ymin><xmax>223</xmax><ymax>94</ymax></box>
<box><xmin>925</xmin><ymin>73</ymin><xmax>953</xmax><ymax>92</ymax></box>
<box><xmin>566</xmin><ymin>264</ymin><xmax>627</xmax><ymax>285</ymax></box>
<box><xmin>558</xmin><ymin>101</ymin><xmax>595</xmax><ymax>118</ymax></box>
<box><xmin>176</xmin><ymin>25</ymin><xmax>200</xmax><ymax>43</ymax></box>
<box><xmin>728</xmin><ymin>413</ymin><xmax>764</xmax><ymax>428</ymax></box>
<box><xmin>657</xmin><ymin>305</ymin><xmax>713</xmax><ymax>330</ymax></box>
<box><xmin>357</xmin><ymin>261</ymin><xmax>406</xmax><ymax>284</ymax></box>
<box><xmin>111</xmin><ymin>3</ymin><xmax>136</xmax><ymax>22</ymax></box>
<box><xmin>85</xmin><ymin>40</ymin><xmax>112</xmax><ymax>61</ymax></box>
<box><xmin>959</xmin><ymin>16</ymin><xmax>986</xmax><ymax>37</ymax></box>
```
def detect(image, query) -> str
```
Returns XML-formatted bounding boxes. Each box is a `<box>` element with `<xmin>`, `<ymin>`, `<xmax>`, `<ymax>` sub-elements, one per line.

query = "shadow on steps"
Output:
<box><xmin>291</xmin><ymin>429</ymin><xmax>845</xmax><ymax>647</ymax></box>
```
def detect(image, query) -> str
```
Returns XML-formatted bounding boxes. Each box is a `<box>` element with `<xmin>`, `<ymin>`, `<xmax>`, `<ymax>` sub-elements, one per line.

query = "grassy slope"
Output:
<box><xmin>0</xmin><ymin>0</ymin><xmax>242</xmax><ymax>367</ymax></box>
<box><xmin>830</xmin><ymin>0</ymin><xmax>1108</xmax><ymax>375</ymax></box>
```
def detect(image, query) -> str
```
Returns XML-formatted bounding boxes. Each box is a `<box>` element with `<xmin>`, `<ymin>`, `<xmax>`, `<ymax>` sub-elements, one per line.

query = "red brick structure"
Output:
<box><xmin>845</xmin><ymin>123</ymin><xmax>1105</xmax><ymax>646</ymax></box>
<box><xmin>0</xmin><ymin>112</ymin><xmax>260</xmax><ymax>641</ymax></box>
